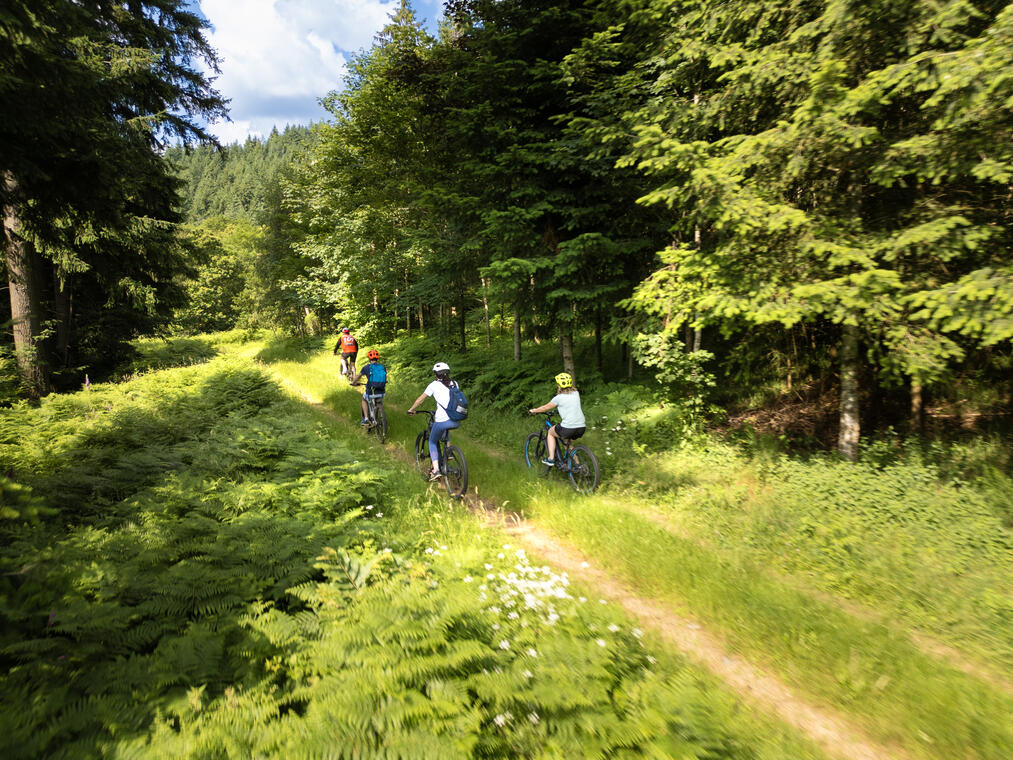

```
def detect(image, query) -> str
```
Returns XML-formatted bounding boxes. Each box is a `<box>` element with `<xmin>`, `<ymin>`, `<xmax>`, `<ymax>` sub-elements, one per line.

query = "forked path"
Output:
<box><xmin>283</xmin><ymin>377</ymin><xmax>912</xmax><ymax>760</ymax></box>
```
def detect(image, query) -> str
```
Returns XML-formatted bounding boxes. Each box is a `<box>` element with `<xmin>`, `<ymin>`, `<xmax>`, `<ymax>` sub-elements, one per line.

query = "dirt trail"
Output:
<box><xmin>285</xmin><ymin>378</ymin><xmax>915</xmax><ymax>760</ymax></box>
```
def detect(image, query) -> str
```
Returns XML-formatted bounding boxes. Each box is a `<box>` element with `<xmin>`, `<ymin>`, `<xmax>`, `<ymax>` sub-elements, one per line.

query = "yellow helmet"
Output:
<box><xmin>554</xmin><ymin>372</ymin><xmax>574</xmax><ymax>389</ymax></box>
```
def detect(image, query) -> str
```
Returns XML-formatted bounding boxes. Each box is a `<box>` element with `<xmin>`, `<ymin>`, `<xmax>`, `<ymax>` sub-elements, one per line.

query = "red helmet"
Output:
<box><xmin>367</xmin><ymin>349</ymin><xmax>379</xmax><ymax>360</ymax></box>
<box><xmin>341</xmin><ymin>326</ymin><xmax>350</xmax><ymax>333</ymax></box>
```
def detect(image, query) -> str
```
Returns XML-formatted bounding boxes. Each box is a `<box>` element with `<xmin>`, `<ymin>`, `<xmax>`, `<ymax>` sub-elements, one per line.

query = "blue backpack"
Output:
<box><xmin>442</xmin><ymin>382</ymin><xmax>468</xmax><ymax>421</ymax></box>
<box><xmin>366</xmin><ymin>363</ymin><xmax>387</xmax><ymax>384</ymax></box>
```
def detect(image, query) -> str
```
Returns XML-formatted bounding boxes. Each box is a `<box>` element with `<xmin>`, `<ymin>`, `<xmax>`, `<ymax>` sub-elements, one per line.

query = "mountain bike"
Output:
<box><xmin>410</xmin><ymin>410</ymin><xmax>468</xmax><ymax>499</ymax></box>
<box><xmin>524</xmin><ymin>412</ymin><xmax>600</xmax><ymax>494</ymax></box>
<box><xmin>363</xmin><ymin>391</ymin><xmax>388</xmax><ymax>443</ymax></box>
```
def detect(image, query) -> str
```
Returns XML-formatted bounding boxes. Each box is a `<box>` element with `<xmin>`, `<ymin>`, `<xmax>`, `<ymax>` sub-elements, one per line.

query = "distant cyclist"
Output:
<box><xmin>407</xmin><ymin>361</ymin><xmax>462</xmax><ymax>481</ymax></box>
<box><xmin>528</xmin><ymin>372</ymin><xmax>585</xmax><ymax>466</ymax></box>
<box><xmin>333</xmin><ymin>326</ymin><xmax>358</xmax><ymax>377</ymax></box>
<box><xmin>353</xmin><ymin>349</ymin><xmax>387</xmax><ymax>425</ymax></box>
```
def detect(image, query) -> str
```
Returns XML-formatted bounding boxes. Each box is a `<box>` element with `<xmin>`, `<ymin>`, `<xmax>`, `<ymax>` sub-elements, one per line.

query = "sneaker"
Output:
<box><xmin>428</xmin><ymin>469</ymin><xmax>443</xmax><ymax>481</ymax></box>
<box><xmin>359</xmin><ymin>418</ymin><xmax>369</xmax><ymax>426</ymax></box>
<box><xmin>540</xmin><ymin>457</ymin><xmax>554</xmax><ymax>467</ymax></box>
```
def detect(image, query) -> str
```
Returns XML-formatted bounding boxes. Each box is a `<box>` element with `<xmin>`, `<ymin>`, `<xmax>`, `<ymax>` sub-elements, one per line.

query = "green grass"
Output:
<box><xmin>241</xmin><ymin>329</ymin><xmax>1013</xmax><ymax>760</ymax></box>
<box><xmin>0</xmin><ymin>340</ymin><xmax>830</xmax><ymax>760</ymax></box>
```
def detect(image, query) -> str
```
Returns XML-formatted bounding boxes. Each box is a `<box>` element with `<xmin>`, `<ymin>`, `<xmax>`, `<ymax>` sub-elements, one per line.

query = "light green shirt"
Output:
<box><xmin>552</xmin><ymin>391</ymin><xmax>585</xmax><ymax>429</ymax></box>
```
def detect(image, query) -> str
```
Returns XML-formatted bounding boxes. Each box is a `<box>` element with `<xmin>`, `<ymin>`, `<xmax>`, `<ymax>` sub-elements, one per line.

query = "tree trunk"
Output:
<box><xmin>560</xmin><ymin>328</ymin><xmax>575</xmax><ymax>377</ymax></box>
<box><xmin>458</xmin><ymin>299</ymin><xmax>466</xmax><ymax>352</ymax></box>
<box><xmin>594</xmin><ymin>310</ymin><xmax>603</xmax><ymax>373</ymax></box>
<box><xmin>513</xmin><ymin>304</ymin><xmax>521</xmax><ymax>361</ymax></box>
<box><xmin>52</xmin><ymin>263</ymin><xmax>71</xmax><ymax>370</ymax></box>
<box><xmin>910</xmin><ymin>378</ymin><xmax>924</xmax><ymax>436</ymax></box>
<box><xmin>3</xmin><ymin>171</ymin><xmax>50</xmax><ymax>398</ymax></box>
<box><xmin>692</xmin><ymin>320</ymin><xmax>702</xmax><ymax>352</ymax></box>
<box><xmin>419</xmin><ymin>301</ymin><xmax>424</xmax><ymax>333</ymax></box>
<box><xmin>838</xmin><ymin>323</ymin><xmax>860</xmax><ymax>462</ymax></box>
<box><xmin>481</xmin><ymin>277</ymin><xmax>491</xmax><ymax>348</ymax></box>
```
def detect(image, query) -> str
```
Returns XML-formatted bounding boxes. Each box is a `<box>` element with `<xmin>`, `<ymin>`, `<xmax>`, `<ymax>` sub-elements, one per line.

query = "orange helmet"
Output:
<box><xmin>367</xmin><ymin>349</ymin><xmax>380</xmax><ymax>360</ymax></box>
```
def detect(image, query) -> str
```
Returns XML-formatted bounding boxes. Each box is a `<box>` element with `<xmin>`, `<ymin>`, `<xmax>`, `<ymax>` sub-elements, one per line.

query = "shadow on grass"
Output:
<box><xmin>128</xmin><ymin>336</ymin><xmax>219</xmax><ymax>373</ymax></box>
<box><xmin>254</xmin><ymin>334</ymin><xmax>329</xmax><ymax>365</ymax></box>
<box><xmin>0</xmin><ymin>365</ymin><xmax>368</xmax><ymax>759</ymax></box>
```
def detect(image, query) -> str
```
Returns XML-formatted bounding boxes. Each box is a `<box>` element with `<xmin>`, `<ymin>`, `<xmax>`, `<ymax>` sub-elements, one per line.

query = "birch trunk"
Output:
<box><xmin>513</xmin><ymin>305</ymin><xmax>521</xmax><ymax>361</ymax></box>
<box><xmin>838</xmin><ymin>323</ymin><xmax>860</xmax><ymax>462</ymax></box>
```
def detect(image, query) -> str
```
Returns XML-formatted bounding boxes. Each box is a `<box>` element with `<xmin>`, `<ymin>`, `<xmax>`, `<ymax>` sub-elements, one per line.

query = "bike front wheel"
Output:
<box><xmin>414</xmin><ymin>430</ymin><xmax>430</xmax><ymax>479</ymax></box>
<box><xmin>567</xmin><ymin>445</ymin><xmax>600</xmax><ymax>494</ymax></box>
<box><xmin>523</xmin><ymin>432</ymin><xmax>548</xmax><ymax>469</ymax></box>
<box><xmin>442</xmin><ymin>445</ymin><xmax>468</xmax><ymax>499</ymax></box>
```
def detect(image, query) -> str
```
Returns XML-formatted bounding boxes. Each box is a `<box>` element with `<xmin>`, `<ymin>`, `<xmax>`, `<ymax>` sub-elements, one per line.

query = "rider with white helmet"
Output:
<box><xmin>407</xmin><ymin>362</ymin><xmax>462</xmax><ymax>480</ymax></box>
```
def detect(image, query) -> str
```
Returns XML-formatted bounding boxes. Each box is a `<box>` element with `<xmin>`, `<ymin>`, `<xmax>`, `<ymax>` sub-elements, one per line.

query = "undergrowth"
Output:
<box><xmin>0</xmin><ymin>353</ymin><xmax>807</xmax><ymax>759</ymax></box>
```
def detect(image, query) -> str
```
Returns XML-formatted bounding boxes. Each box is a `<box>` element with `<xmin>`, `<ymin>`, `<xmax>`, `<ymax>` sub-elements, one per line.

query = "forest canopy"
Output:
<box><xmin>4</xmin><ymin>0</ymin><xmax>1013</xmax><ymax>457</ymax></box>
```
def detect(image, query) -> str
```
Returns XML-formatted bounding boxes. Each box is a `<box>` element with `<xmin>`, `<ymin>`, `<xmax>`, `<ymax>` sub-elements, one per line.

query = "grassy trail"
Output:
<box><xmin>251</xmin><ymin>342</ymin><xmax>1012</xmax><ymax>760</ymax></box>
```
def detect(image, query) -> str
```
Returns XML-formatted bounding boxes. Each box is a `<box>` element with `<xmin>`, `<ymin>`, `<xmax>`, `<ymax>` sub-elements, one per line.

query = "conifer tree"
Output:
<box><xmin>1</xmin><ymin>0</ymin><xmax>226</xmax><ymax>395</ymax></box>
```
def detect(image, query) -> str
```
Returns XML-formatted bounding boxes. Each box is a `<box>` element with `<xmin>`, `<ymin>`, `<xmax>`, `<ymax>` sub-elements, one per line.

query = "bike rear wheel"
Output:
<box><xmin>373</xmin><ymin>402</ymin><xmax>388</xmax><ymax>443</ymax></box>
<box><xmin>442</xmin><ymin>445</ymin><xmax>468</xmax><ymax>499</ymax></box>
<box><xmin>414</xmin><ymin>430</ymin><xmax>430</xmax><ymax>479</ymax></box>
<box><xmin>524</xmin><ymin>432</ymin><xmax>548</xmax><ymax>469</ymax></box>
<box><xmin>567</xmin><ymin>445</ymin><xmax>600</xmax><ymax>494</ymax></box>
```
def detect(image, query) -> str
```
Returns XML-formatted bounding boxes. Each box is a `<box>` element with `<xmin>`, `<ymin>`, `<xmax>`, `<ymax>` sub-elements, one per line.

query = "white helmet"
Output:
<box><xmin>433</xmin><ymin>362</ymin><xmax>450</xmax><ymax>373</ymax></box>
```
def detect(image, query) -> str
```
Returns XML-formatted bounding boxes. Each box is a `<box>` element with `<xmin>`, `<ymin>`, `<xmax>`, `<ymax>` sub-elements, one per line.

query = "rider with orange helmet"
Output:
<box><xmin>353</xmin><ymin>348</ymin><xmax>387</xmax><ymax>425</ymax></box>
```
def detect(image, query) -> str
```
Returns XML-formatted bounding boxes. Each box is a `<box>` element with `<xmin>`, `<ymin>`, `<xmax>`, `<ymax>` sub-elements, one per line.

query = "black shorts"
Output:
<box><xmin>553</xmin><ymin>424</ymin><xmax>585</xmax><ymax>441</ymax></box>
<box><xmin>341</xmin><ymin>351</ymin><xmax>357</xmax><ymax>363</ymax></box>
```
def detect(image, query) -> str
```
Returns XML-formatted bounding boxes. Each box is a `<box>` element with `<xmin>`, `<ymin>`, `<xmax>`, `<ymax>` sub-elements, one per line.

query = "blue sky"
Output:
<box><xmin>195</xmin><ymin>1</ymin><xmax>445</xmax><ymax>143</ymax></box>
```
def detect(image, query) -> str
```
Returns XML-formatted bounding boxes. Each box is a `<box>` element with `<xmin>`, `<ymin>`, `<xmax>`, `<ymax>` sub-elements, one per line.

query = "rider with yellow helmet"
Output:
<box><xmin>528</xmin><ymin>371</ymin><xmax>586</xmax><ymax>466</ymax></box>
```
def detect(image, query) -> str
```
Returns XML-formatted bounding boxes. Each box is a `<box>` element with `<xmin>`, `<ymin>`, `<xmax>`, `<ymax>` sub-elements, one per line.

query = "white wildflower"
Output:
<box><xmin>376</xmin><ymin>512</ymin><xmax>383</xmax><ymax>517</ymax></box>
<box><xmin>463</xmin><ymin>575</ymin><xmax>473</xmax><ymax>583</ymax></box>
<box><xmin>647</xmin><ymin>655</ymin><xmax>657</xmax><ymax>664</ymax></box>
<box><xmin>528</xmin><ymin>712</ymin><xmax>540</xmax><ymax>725</ymax></box>
<box><xmin>494</xmin><ymin>714</ymin><xmax>507</xmax><ymax>727</ymax></box>
<box><xmin>521</xmin><ymin>669</ymin><xmax>533</xmax><ymax>679</ymax></box>
<box><xmin>596</xmin><ymin>639</ymin><xmax>607</xmax><ymax>648</ymax></box>
<box><xmin>578</xmin><ymin>596</ymin><xmax>587</xmax><ymax>603</ymax></box>
<box><xmin>499</xmin><ymin>639</ymin><xmax>510</xmax><ymax>650</ymax></box>
<box><xmin>425</xmin><ymin>548</ymin><xmax>434</xmax><ymax>554</ymax></box>
<box><xmin>508</xmin><ymin>611</ymin><xmax>519</xmax><ymax>620</ymax></box>
<box><xmin>580</xmin><ymin>561</ymin><xmax>589</xmax><ymax>568</ymax></box>
<box><xmin>527</xmin><ymin>648</ymin><xmax>538</xmax><ymax>657</ymax></box>
<box><xmin>632</xmin><ymin>628</ymin><xmax>643</xmax><ymax>638</ymax></box>
<box><xmin>608</xmin><ymin>623</ymin><xmax>620</xmax><ymax>633</ymax></box>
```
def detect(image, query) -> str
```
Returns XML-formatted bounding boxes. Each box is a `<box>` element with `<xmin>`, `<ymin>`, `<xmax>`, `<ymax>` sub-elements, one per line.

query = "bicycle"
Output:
<box><xmin>409</xmin><ymin>410</ymin><xmax>468</xmax><ymax>498</ymax></box>
<box><xmin>524</xmin><ymin>412</ymin><xmax>600</xmax><ymax>494</ymax></box>
<box><xmin>339</xmin><ymin>355</ymin><xmax>357</xmax><ymax>383</ymax></box>
<box><xmin>363</xmin><ymin>391</ymin><xmax>388</xmax><ymax>443</ymax></box>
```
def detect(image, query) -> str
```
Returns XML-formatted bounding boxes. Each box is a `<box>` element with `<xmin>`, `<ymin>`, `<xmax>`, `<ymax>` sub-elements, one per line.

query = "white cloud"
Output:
<box><xmin>199</xmin><ymin>0</ymin><xmax>411</xmax><ymax>142</ymax></box>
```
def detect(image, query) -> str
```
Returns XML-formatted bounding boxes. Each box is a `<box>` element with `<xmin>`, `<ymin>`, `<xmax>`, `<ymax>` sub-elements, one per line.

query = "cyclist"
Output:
<box><xmin>333</xmin><ymin>327</ymin><xmax>358</xmax><ymax>377</ymax></box>
<box><xmin>528</xmin><ymin>372</ymin><xmax>585</xmax><ymax>466</ymax></box>
<box><xmin>353</xmin><ymin>349</ymin><xmax>387</xmax><ymax>425</ymax></box>
<box><xmin>407</xmin><ymin>361</ymin><xmax>461</xmax><ymax>481</ymax></box>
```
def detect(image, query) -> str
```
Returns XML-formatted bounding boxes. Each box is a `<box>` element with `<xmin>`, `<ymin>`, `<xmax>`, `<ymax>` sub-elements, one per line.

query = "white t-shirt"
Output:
<box><xmin>425</xmin><ymin>380</ymin><xmax>457</xmax><ymax>423</ymax></box>
<box><xmin>552</xmin><ymin>391</ymin><xmax>585</xmax><ymax>429</ymax></box>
